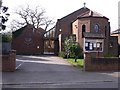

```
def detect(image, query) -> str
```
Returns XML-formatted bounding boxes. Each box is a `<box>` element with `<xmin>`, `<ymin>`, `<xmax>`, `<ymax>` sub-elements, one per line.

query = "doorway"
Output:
<box><xmin>44</xmin><ymin>39</ymin><xmax>54</xmax><ymax>54</ymax></box>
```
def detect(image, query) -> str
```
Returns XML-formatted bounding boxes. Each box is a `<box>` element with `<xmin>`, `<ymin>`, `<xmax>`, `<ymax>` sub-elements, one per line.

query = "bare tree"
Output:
<box><xmin>11</xmin><ymin>5</ymin><xmax>54</xmax><ymax>31</ymax></box>
<box><xmin>0</xmin><ymin>0</ymin><xmax>10</xmax><ymax>30</ymax></box>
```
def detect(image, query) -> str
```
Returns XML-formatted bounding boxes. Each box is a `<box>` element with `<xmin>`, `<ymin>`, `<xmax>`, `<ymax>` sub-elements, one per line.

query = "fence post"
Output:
<box><xmin>9</xmin><ymin>50</ymin><xmax>16</xmax><ymax>71</ymax></box>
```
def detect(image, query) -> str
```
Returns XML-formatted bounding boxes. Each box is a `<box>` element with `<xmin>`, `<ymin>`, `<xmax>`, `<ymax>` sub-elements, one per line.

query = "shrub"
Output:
<box><xmin>2</xmin><ymin>34</ymin><xmax>12</xmax><ymax>42</ymax></box>
<box><xmin>1</xmin><ymin>34</ymin><xmax>12</xmax><ymax>54</ymax></box>
<box><xmin>64</xmin><ymin>36</ymin><xmax>83</xmax><ymax>59</ymax></box>
<box><xmin>59</xmin><ymin>51</ymin><xmax>67</xmax><ymax>58</ymax></box>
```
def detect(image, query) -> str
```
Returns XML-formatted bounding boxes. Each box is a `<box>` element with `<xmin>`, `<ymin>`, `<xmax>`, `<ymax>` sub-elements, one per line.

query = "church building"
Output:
<box><xmin>12</xmin><ymin>5</ymin><xmax>118</xmax><ymax>56</ymax></box>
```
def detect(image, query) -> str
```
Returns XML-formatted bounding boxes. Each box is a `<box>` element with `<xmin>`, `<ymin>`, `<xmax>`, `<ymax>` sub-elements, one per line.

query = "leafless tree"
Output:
<box><xmin>0</xmin><ymin>0</ymin><xmax>10</xmax><ymax>30</ymax></box>
<box><xmin>11</xmin><ymin>5</ymin><xmax>54</xmax><ymax>31</ymax></box>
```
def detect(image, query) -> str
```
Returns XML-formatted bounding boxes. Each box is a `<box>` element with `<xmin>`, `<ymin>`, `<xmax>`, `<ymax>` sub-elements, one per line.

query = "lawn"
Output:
<box><xmin>67</xmin><ymin>58</ymin><xmax>84</xmax><ymax>68</ymax></box>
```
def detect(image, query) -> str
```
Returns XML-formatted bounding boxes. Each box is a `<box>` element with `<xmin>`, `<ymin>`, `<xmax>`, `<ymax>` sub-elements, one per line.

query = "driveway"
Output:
<box><xmin>2</xmin><ymin>55</ymin><xmax>119</xmax><ymax>88</ymax></box>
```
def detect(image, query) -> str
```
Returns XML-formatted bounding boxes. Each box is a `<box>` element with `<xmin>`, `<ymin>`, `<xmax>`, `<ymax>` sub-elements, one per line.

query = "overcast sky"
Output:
<box><xmin>2</xmin><ymin>0</ymin><xmax>120</xmax><ymax>31</ymax></box>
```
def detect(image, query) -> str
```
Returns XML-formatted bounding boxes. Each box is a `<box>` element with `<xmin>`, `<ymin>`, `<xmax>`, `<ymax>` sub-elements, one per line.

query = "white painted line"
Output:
<box><xmin>16</xmin><ymin>62</ymin><xmax>24</xmax><ymax>70</ymax></box>
<box><xmin>16</xmin><ymin>59</ymin><xmax>24</xmax><ymax>69</ymax></box>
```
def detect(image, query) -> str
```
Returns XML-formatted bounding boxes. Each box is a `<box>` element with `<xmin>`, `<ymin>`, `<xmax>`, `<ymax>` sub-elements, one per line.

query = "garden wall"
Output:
<box><xmin>1</xmin><ymin>50</ymin><xmax>16</xmax><ymax>72</ymax></box>
<box><xmin>84</xmin><ymin>52</ymin><xmax>120</xmax><ymax>71</ymax></box>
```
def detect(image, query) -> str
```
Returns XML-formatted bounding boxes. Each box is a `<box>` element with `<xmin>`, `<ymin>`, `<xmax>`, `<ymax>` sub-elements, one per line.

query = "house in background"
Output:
<box><xmin>111</xmin><ymin>28</ymin><xmax>120</xmax><ymax>44</ymax></box>
<box><xmin>111</xmin><ymin>28</ymin><xmax>120</xmax><ymax>56</ymax></box>
<box><xmin>12</xmin><ymin>24</ymin><xmax>45</xmax><ymax>54</ymax></box>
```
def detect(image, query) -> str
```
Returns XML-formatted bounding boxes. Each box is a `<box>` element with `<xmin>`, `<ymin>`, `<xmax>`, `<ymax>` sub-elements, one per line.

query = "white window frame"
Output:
<box><xmin>84</xmin><ymin>38</ymin><xmax>104</xmax><ymax>52</ymax></box>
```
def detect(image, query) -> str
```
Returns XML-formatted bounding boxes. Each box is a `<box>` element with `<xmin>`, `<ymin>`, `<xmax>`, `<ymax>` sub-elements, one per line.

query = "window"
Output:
<box><xmin>85</xmin><ymin>42</ymin><xmax>93</xmax><ymax>51</ymax></box>
<box><xmin>82</xmin><ymin>24</ymin><xmax>86</xmax><ymax>37</ymax></box>
<box><xmin>94</xmin><ymin>24</ymin><xmax>99</xmax><ymax>32</ymax></box>
<box><xmin>84</xmin><ymin>39</ymin><xmax>103</xmax><ymax>52</ymax></box>
<box><xmin>82</xmin><ymin>25</ymin><xmax>86</xmax><ymax>32</ymax></box>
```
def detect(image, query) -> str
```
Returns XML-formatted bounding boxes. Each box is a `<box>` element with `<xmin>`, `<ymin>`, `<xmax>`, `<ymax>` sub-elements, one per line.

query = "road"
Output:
<box><xmin>2</xmin><ymin>55</ymin><xmax>120</xmax><ymax>89</ymax></box>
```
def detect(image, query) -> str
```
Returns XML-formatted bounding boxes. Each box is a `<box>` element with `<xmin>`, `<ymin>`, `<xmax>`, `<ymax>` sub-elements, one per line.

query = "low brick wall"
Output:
<box><xmin>84</xmin><ymin>53</ymin><xmax>120</xmax><ymax>71</ymax></box>
<box><xmin>1</xmin><ymin>50</ymin><xmax>16</xmax><ymax>72</ymax></box>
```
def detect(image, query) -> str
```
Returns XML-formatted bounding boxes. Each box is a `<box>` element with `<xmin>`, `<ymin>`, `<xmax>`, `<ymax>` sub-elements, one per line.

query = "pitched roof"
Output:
<box><xmin>12</xmin><ymin>25</ymin><xmax>28</xmax><ymax>37</ymax></box>
<box><xmin>59</xmin><ymin>7</ymin><xmax>90</xmax><ymax>20</ymax></box>
<box><xmin>111</xmin><ymin>28</ymin><xmax>120</xmax><ymax>34</ymax></box>
<box><xmin>13</xmin><ymin>24</ymin><xmax>45</xmax><ymax>37</ymax></box>
<box><xmin>78</xmin><ymin>10</ymin><xmax>109</xmax><ymax>20</ymax></box>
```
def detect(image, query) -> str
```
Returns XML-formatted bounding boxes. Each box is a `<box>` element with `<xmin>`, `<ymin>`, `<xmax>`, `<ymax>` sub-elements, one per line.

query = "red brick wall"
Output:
<box><xmin>72</xmin><ymin>17</ymin><xmax>111</xmax><ymax>56</ymax></box>
<box><xmin>78</xmin><ymin>18</ymin><xmax>91</xmax><ymax>48</ymax></box>
<box><xmin>72</xmin><ymin>20</ymin><xmax>79</xmax><ymax>42</ymax></box>
<box><xmin>2</xmin><ymin>50</ymin><xmax>16</xmax><ymax>72</ymax></box>
<box><xmin>84</xmin><ymin>52</ymin><xmax>120</xmax><ymax>71</ymax></box>
<box><xmin>12</xmin><ymin>25</ymin><xmax>45</xmax><ymax>55</ymax></box>
<box><xmin>89</xmin><ymin>17</ymin><xmax>109</xmax><ymax>34</ymax></box>
<box><xmin>56</xmin><ymin>8</ymin><xmax>90</xmax><ymax>37</ymax></box>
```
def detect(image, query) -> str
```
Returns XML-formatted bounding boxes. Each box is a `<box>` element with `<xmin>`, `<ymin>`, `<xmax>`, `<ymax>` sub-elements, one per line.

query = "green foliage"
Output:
<box><xmin>67</xmin><ymin>58</ymin><xmax>84</xmax><ymax>68</ymax></box>
<box><xmin>1</xmin><ymin>34</ymin><xmax>12</xmax><ymax>42</ymax></box>
<box><xmin>64</xmin><ymin>36</ymin><xmax>83</xmax><ymax>58</ymax></box>
<box><xmin>59</xmin><ymin>51</ymin><xmax>66</xmax><ymax>58</ymax></box>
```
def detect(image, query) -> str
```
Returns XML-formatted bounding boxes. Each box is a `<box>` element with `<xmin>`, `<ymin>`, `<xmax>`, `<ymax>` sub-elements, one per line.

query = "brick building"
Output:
<box><xmin>72</xmin><ymin>10</ymin><xmax>118</xmax><ymax>57</ymax></box>
<box><xmin>111</xmin><ymin>28</ymin><xmax>120</xmax><ymax>44</ymax></box>
<box><xmin>12</xmin><ymin>24</ymin><xmax>45</xmax><ymax>54</ymax></box>
<box><xmin>12</xmin><ymin>6</ymin><xmax>118</xmax><ymax>56</ymax></box>
<box><xmin>55</xmin><ymin>7</ymin><xmax>90</xmax><ymax>54</ymax></box>
<box><xmin>111</xmin><ymin>28</ymin><xmax>120</xmax><ymax>56</ymax></box>
<box><xmin>55</xmin><ymin>7</ymin><xmax>118</xmax><ymax>56</ymax></box>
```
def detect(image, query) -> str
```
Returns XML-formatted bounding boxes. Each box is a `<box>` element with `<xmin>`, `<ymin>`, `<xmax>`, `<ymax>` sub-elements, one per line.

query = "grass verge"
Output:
<box><xmin>67</xmin><ymin>58</ymin><xmax>84</xmax><ymax>68</ymax></box>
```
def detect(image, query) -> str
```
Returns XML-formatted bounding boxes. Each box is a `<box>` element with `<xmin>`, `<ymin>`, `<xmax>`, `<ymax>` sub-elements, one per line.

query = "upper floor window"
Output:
<box><xmin>82</xmin><ymin>24</ymin><xmax>86</xmax><ymax>37</ymax></box>
<box><xmin>82</xmin><ymin>24</ymin><xmax>86</xmax><ymax>32</ymax></box>
<box><xmin>94</xmin><ymin>24</ymin><xmax>99</xmax><ymax>32</ymax></box>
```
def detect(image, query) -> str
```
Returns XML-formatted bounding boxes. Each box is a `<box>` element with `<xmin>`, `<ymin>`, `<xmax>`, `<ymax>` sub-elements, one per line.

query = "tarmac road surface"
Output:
<box><xmin>2</xmin><ymin>55</ymin><xmax>119</xmax><ymax>89</ymax></box>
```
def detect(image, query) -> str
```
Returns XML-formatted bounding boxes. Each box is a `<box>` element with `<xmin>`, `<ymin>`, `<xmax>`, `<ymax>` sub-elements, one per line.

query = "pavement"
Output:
<box><xmin>2</xmin><ymin>55</ymin><xmax>120</xmax><ymax>89</ymax></box>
